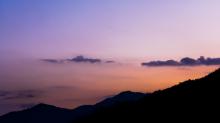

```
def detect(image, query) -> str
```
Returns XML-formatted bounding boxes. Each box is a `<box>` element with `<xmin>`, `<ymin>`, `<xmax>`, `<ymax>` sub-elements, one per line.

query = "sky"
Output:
<box><xmin>0</xmin><ymin>0</ymin><xmax>220</xmax><ymax>115</ymax></box>
<box><xmin>1</xmin><ymin>0</ymin><xmax>220</xmax><ymax>60</ymax></box>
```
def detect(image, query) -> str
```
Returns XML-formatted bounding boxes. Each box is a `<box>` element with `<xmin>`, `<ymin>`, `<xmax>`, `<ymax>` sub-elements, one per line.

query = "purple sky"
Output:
<box><xmin>1</xmin><ymin>0</ymin><xmax>220</xmax><ymax>61</ymax></box>
<box><xmin>1</xmin><ymin>0</ymin><xmax>220</xmax><ymax>116</ymax></box>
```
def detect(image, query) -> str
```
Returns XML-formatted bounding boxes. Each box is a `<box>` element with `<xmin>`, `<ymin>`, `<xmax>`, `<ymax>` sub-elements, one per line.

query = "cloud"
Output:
<box><xmin>67</xmin><ymin>56</ymin><xmax>101</xmax><ymax>63</ymax></box>
<box><xmin>0</xmin><ymin>86</ymin><xmax>78</xmax><ymax>101</ymax></box>
<box><xmin>142</xmin><ymin>56</ymin><xmax>220</xmax><ymax>67</ymax></box>
<box><xmin>41</xmin><ymin>59</ymin><xmax>63</xmax><ymax>64</ymax></box>
<box><xmin>0</xmin><ymin>91</ymin><xmax>10</xmax><ymax>97</ymax></box>
<box><xmin>142</xmin><ymin>60</ymin><xmax>180</xmax><ymax>66</ymax></box>
<box><xmin>105</xmin><ymin>60</ymin><xmax>115</xmax><ymax>63</ymax></box>
<box><xmin>0</xmin><ymin>90</ymin><xmax>41</xmax><ymax>100</ymax></box>
<box><xmin>201</xmin><ymin>57</ymin><xmax>220</xmax><ymax>65</ymax></box>
<box><xmin>180</xmin><ymin>57</ymin><xmax>198</xmax><ymax>65</ymax></box>
<box><xmin>41</xmin><ymin>55</ymin><xmax>115</xmax><ymax>64</ymax></box>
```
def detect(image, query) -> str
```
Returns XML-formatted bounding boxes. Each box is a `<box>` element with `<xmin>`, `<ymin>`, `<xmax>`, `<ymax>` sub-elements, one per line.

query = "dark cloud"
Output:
<box><xmin>180</xmin><ymin>57</ymin><xmax>198</xmax><ymax>65</ymax></box>
<box><xmin>67</xmin><ymin>56</ymin><xmax>102</xmax><ymax>63</ymax></box>
<box><xmin>41</xmin><ymin>55</ymin><xmax>115</xmax><ymax>64</ymax></box>
<box><xmin>142</xmin><ymin>56</ymin><xmax>220</xmax><ymax>67</ymax></box>
<box><xmin>142</xmin><ymin>60</ymin><xmax>180</xmax><ymax>66</ymax></box>
<box><xmin>201</xmin><ymin>57</ymin><xmax>220</xmax><ymax>65</ymax></box>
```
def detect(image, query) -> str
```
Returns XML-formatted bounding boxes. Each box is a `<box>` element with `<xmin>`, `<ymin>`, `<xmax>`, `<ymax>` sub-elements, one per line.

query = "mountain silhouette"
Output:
<box><xmin>95</xmin><ymin>91</ymin><xmax>145</xmax><ymax>108</ymax></box>
<box><xmin>1</xmin><ymin>68</ymin><xmax>220</xmax><ymax>123</ymax></box>
<box><xmin>0</xmin><ymin>91</ymin><xmax>145</xmax><ymax>123</ymax></box>
<box><xmin>76</xmin><ymin>68</ymin><xmax>220</xmax><ymax>123</ymax></box>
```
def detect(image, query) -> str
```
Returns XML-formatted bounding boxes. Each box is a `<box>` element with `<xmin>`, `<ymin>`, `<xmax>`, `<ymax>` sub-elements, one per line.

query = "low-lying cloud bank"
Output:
<box><xmin>0</xmin><ymin>90</ymin><xmax>41</xmax><ymax>100</ymax></box>
<box><xmin>41</xmin><ymin>56</ymin><xmax>115</xmax><ymax>64</ymax></box>
<box><xmin>142</xmin><ymin>56</ymin><xmax>220</xmax><ymax>67</ymax></box>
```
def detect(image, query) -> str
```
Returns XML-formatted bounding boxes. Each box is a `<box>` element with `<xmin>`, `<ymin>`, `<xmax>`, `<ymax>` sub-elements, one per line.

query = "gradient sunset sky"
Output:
<box><xmin>0</xmin><ymin>0</ymin><xmax>220</xmax><ymax>115</ymax></box>
<box><xmin>1</xmin><ymin>0</ymin><xmax>220</xmax><ymax>59</ymax></box>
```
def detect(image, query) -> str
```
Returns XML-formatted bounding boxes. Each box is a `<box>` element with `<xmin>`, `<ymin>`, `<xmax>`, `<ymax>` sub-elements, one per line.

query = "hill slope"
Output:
<box><xmin>75</xmin><ymin>68</ymin><xmax>220</xmax><ymax>122</ymax></box>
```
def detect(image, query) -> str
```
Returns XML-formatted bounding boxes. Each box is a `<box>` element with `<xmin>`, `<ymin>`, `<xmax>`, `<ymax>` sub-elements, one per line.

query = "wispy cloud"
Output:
<box><xmin>41</xmin><ymin>59</ymin><xmax>63</xmax><ymax>64</ymax></box>
<box><xmin>0</xmin><ymin>85</ymin><xmax>78</xmax><ymax>101</ymax></box>
<box><xmin>0</xmin><ymin>90</ymin><xmax>42</xmax><ymax>100</ymax></box>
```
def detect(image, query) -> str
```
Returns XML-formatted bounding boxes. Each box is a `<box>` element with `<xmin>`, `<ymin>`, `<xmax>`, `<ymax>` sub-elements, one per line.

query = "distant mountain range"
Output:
<box><xmin>1</xmin><ymin>68</ymin><xmax>220</xmax><ymax>123</ymax></box>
